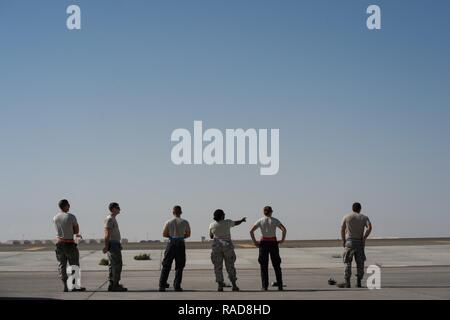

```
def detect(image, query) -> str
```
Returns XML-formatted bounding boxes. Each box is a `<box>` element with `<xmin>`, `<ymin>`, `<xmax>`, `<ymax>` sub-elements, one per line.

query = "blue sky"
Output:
<box><xmin>0</xmin><ymin>0</ymin><xmax>449</xmax><ymax>241</ymax></box>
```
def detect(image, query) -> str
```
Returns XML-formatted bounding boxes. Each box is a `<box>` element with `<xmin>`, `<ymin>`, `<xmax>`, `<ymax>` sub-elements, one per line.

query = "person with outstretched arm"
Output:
<box><xmin>209</xmin><ymin>209</ymin><xmax>246</xmax><ymax>292</ymax></box>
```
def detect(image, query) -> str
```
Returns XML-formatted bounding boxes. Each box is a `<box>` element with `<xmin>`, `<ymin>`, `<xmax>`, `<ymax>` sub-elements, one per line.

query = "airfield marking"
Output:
<box><xmin>0</xmin><ymin>253</ymin><xmax>23</xmax><ymax>260</ymax></box>
<box><xmin>23</xmin><ymin>247</ymin><xmax>46</xmax><ymax>251</ymax></box>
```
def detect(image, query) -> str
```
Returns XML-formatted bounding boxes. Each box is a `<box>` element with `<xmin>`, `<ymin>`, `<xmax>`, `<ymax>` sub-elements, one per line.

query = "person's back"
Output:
<box><xmin>342</xmin><ymin>212</ymin><xmax>370</xmax><ymax>240</ymax></box>
<box><xmin>165</xmin><ymin>217</ymin><xmax>190</xmax><ymax>239</ymax></box>
<box><xmin>255</xmin><ymin>216</ymin><xmax>281</xmax><ymax>239</ymax></box>
<box><xmin>53</xmin><ymin>199</ymin><xmax>85</xmax><ymax>292</ymax></box>
<box><xmin>159</xmin><ymin>206</ymin><xmax>190</xmax><ymax>292</ymax></box>
<box><xmin>250</xmin><ymin>206</ymin><xmax>287</xmax><ymax>291</ymax></box>
<box><xmin>209</xmin><ymin>209</ymin><xmax>246</xmax><ymax>292</ymax></box>
<box><xmin>53</xmin><ymin>212</ymin><xmax>77</xmax><ymax>241</ymax></box>
<box><xmin>340</xmin><ymin>202</ymin><xmax>373</xmax><ymax>288</ymax></box>
<box><xmin>209</xmin><ymin>219</ymin><xmax>235</xmax><ymax>240</ymax></box>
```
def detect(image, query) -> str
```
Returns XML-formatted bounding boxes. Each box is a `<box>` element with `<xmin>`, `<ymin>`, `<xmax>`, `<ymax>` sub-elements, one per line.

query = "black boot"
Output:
<box><xmin>218</xmin><ymin>282</ymin><xmax>225</xmax><ymax>292</ymax></box>
<box><xmin>62</xmin><ymin>280</ymin><xmax>68</xmax><ymax>292</ymax></box>
<box><xmin>158</xmin><ymin>281</ymin><xmax>169</xmax><ymax>291</ymax></box>
<box><xmin>231</xmin><ymin>281</ymin><xmax>240</xmax><ymax>292</ymax></box>
<box><xmin>338</xmin><ymin>278</ymin><xmax>351</xmax><ymax>288</ymax></box>
<box><xmin>345</xmin><ymin>279</ymin><xmax>351</xmax><ymax>288</ymax></box>
<box><xmin>110</xmin><ymin>284</ymin><xmax>127</xmax><ymax>292</ymax></box>
<box><xmin>357</xmin><ymin>278</ymin><xmax>362</xmax><ymax>288</ymax></box>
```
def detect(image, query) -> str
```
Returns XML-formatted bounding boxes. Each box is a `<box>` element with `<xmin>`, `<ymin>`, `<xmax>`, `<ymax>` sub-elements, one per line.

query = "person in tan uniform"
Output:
<box><xmin>103</xmin><ymin>202</ymin><xmax>127</xmax><ymax>292</ymax></box>
<box><xmin>340</xmin><ymin>202</ymin><xmax>373</xmax><ymax>288</ymax></box>
<box><xmin>53</xmin><ymin>199</ymin><xmax>86</xmax><ymax>292</ymax></box>
<box><xmin>159</xmin><ymin>205</ymin><xmax>191</xmax><ymax>292</ymax></box>
<box><xmin>209</xmin><ymin>209</ymin><xmax>246</xmax><ymax>292</ymax></box>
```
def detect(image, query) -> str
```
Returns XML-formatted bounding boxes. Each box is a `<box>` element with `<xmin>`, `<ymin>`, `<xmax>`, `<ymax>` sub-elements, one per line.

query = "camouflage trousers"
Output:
<box><xmin>343</xmin><ymin>239</ymin><xmax>366</xmax><ymax>281</ymax></box>
<box><xmin>107</xmin><ymin>242</ymin><xmax>123</xmax><ymax>285</ymax></box>
<box><xmin>55</xmin><ymin>242</ymin><xmax>80</xmax><ymax>282</ymax></box>
<box><xmin>211</xmin><ymin>239</ymin><xmax>237</xmax><ymax>284</ymax></box>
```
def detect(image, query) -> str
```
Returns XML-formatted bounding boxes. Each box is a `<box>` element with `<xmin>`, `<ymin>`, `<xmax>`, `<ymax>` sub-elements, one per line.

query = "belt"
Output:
<box><xmin>169</xmin><ymin>237</ymin><xmax>185</xmax><ymax>241</ymax></box>
<box><xmin>346</xmin><ymin>238</ymin><xmax>363</xmax><ymax>242</ymax></box>
<box><xmin>261</xmin><ymin>237</ymin><xmax>277</xmax><ymax>242</ymax></box>
<box><xmin>213</xmin><ymin>237</ymin><xmax>232</xmax><ymax>241</ymax></box>
<box><xmin>57</xmin><ymin>238</ymin><xmax>75</xmax><ymax>244</ymax></box>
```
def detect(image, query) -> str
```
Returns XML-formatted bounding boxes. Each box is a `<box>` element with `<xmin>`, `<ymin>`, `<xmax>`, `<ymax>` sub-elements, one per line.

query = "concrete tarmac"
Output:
<box><xmin>1</xmin><ymin>268</ymin><xmax>450</xmax><ymax>300</ymax></box>
<box><xmin>1</xmin><ymin>245</ymin><xmax>450</xmax><ymax>300</ymax></box>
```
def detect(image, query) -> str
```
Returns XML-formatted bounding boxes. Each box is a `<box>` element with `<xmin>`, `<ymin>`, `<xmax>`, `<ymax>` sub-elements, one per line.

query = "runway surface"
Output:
<box><xmin>1</xmin><ymin>244</ymin><xmax>450</xmax><ymax>299</ymax></box>
<box><xmin>1</xmin><ymin>267</ymin><xmax>449</xmax><ymax>300</ymax></box>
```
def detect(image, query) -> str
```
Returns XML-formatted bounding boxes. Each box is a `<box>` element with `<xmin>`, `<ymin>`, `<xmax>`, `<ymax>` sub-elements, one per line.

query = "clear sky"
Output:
<box><xmin>0</xmin><ymin>0</ymin><xmax>449</xmax><ymax>242</ymax></box>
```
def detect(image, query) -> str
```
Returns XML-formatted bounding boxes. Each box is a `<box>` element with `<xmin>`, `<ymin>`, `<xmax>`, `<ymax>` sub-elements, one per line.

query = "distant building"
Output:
<box><xmin>138</xmin><ymin>240</ymin><xmax>161</xmax><ymax>243</ymax></box>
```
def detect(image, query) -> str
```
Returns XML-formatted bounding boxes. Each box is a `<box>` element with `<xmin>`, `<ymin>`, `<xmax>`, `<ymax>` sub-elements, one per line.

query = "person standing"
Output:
<box><xmin>250</xmin><ymin>206</ymin><xmax>287</xmax><ymax>291</ymax></box>
<box><xmin>103</xmin><ymin>202</ymin><xmax>127</xmax><ymax>292</ymax></box>
<box><xmin>159</xmin><ymin>205</ymin><xmax>191</xmax><ymax>292</ymax></box>
<box><xmin>53</xmin><ymin>199</ymin><xmax>85</xmax><ymax>292</ymax></box>
<box><xmin>209</xmin><ymin>209</ymin><xmax>246</xmax><ymax>292</ymax></box>
<box><xmin>340</xmin><ymin>202</ymin><xmax>373</xmax><ymax>288</ymax></box>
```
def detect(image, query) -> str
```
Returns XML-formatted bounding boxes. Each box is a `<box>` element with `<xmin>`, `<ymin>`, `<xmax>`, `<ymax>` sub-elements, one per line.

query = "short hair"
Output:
<box><xmin>58</xmin><ymin>199</ymin><xmax>69</xmax><ymax>210</ymax></box>
<box><xmin>109</xmin><ymin>202</ymin><xmax>120</xmax><ymax>212</ymax></box>
<box><xmin>352</xmin><ymin>202</ymin><xmax>362</xmax><ymax>213</ymax></box>
<box><xmin>213</xmin><ymin>209</ymin><xmax>225</xmax><ymax>222</ymax></box>
<box><xmin>173</xmin><ymin>205</ymin><xmax>182</xmax><ymax>212</ymax></box>
<box><xmin>263</xmin><ymin>206</ymin><xmax>273</xmax><ymax>215</ymax></box>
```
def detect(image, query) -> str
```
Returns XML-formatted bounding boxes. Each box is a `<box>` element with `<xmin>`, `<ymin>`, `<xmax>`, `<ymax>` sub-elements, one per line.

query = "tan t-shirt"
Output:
<box><xmin>164</xmin><ymin>217</ymin><xmax>190</xmax><ymax>238</ymax></box>
<box><xmin>53</xmin><ymin>212</ymin><xmax>78</xmax><ymax>240</ymax></box>
<box><xmin>209</xmin><ymin>219</ymin><xmax>235</xmax><ymax>239</ymax></box>
<box><xmin>104</xmin><ymin>215</ymin><xmax>121</xmax><ymax>242</ymax></box>
<box><xmin>341</xmin><ymin>212</ymin><xmax>371</xmax><ymax>240</ymax></box>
